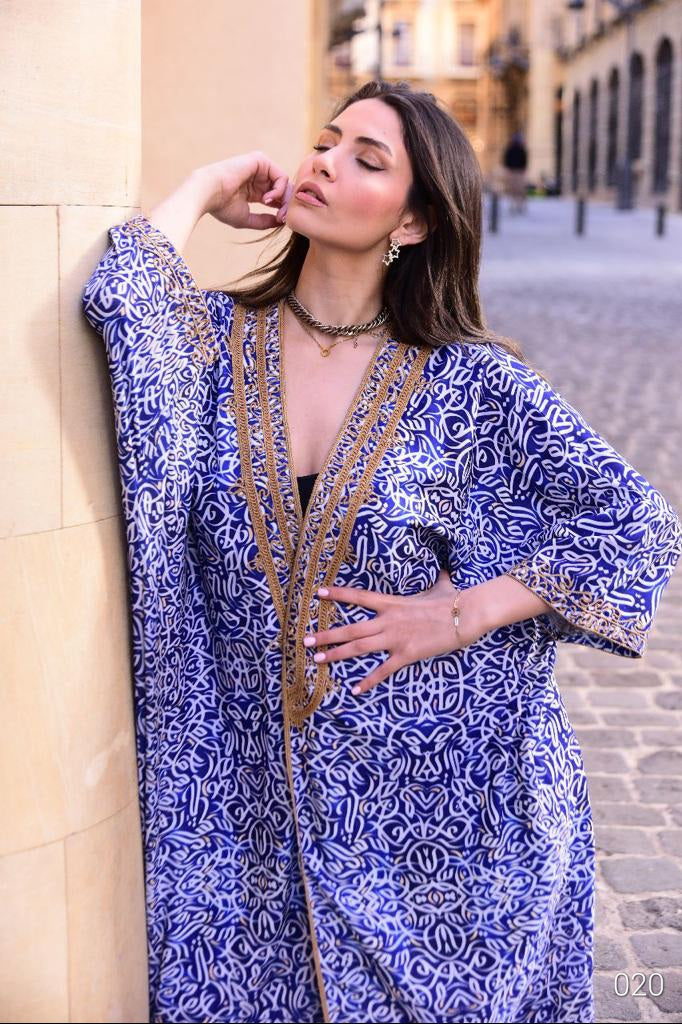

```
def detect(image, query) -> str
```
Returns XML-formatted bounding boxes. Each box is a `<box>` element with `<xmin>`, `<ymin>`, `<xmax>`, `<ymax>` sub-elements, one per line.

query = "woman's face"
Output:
<box><xmin>282</xmin><ymin>97</ymin><xmax>417</xmax><ymax>252</ymax></box>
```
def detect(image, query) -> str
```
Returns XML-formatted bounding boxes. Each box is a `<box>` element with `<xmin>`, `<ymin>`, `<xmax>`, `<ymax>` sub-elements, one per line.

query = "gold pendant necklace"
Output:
<box><xmin>298</xmin><ymin>315</ymin><xmax>390</xmax><ymax>357</ymax></box>
<box><xmin>299</xmin><ymin>318</ymin><xmax>351</xmax><ymax>356</ymax></box>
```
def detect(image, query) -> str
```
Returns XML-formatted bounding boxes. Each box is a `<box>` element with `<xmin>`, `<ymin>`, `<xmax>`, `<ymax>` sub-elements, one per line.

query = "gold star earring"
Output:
<box><xmin>382</xmin><ymin>237</ymin><xmax>401</xmax><ymax>266</ymax></box>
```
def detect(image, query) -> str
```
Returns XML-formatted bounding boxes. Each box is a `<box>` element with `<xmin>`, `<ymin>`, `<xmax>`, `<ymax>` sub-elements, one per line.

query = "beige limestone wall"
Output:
<box><xmin>140</xmin><ymin>0</ymin><xmax>328</xmax><ymax>290</ymax></box>
<box><xmin>0</xmin><ymin>1</ymin><xmax>148</xmax><ymax>1020</ymax></box>
<box><xmin>1</xmin><ymin>0</ymin><xmax>323</xmax><ymax>1019</ymax></box>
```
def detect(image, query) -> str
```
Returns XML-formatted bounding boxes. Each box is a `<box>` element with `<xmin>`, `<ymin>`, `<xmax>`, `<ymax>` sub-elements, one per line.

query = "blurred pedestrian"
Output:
<box><xmin>503</xmin><ymin>129</ymin><xmax>528</xmax><ymax>213</ymax></box>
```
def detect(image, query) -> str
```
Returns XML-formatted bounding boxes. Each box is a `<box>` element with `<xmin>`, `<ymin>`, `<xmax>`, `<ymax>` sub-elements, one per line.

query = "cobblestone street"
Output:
<box><xmin>481</xmin><ymin>196</ymin><xmax>682</xmax><ymax>1023</ymax></box>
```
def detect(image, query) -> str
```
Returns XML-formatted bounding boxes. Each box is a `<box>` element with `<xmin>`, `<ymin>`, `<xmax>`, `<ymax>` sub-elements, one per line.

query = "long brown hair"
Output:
<box><xmin>219</xmin><ymin>79</ymin><xmax>537</xmax><ymax>372</ymax></box>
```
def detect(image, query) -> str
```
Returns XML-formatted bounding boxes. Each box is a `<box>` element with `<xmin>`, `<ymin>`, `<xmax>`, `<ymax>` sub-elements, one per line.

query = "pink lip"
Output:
<box><xmin>294</xmin><ymin>190</ymin><xmax>327</xmax><ymax>208</ymax></box>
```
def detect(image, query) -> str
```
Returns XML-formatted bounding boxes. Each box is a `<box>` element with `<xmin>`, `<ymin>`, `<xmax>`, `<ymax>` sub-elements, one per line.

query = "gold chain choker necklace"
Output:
<box><xmin>285</xmin><ymin>291</ymin><xmax>391</xmax><ymax>357</ymax></box>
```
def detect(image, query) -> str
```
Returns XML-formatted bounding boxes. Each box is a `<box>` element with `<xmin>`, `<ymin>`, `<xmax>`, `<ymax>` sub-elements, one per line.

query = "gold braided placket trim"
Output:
<box><xmin>255</xmin><ymin>299</ymin><xmax>333</xmax><ymax>1022</ymax></box>
<box><xmin>506</xmin><ymin>558</ymin><xmax>649</xmax><ymax>656</ymax></box>
<box><xmin>284</xmin><ymin>340</ymin><xmax>407</xmax><ymax>710</ymax></box>
<box><xmin>283</xmin><ymin>342</ymin><xmax>408</xmax><ymax>714</ymax></box>
<box><xmin>292</xmin><ymin>345</ymin><xmax>432</xmax><ymax>728</ymax></box>
<box><xmin>279</xmin><ymin>686</ymin><xmax>332</xmax><ymax>1024</ymax></box>
<box><xmin>287</xmin><ymin>345</ymin><xmax>433</xmax><ymax>729</ymax></box>
<box><xmin>124</xmin><ymin>215</ymin><xmax>220</xmax><ymax>368</ymax></box>
<box><xmin>277</xmin><ymin>300</ymin><xmax>304</xmax><ymax>527</ymax></box>
<box><xmin>276</xmin><ymin>297</ymin><xmax>392</xmax><ymax>537</ymax></box>
<box><xmin>229</xmin><ymin>304</ymin><xmax>288</xmax><ymax>631</ymax></box>
<box><xmin>256</xmin><ymin>305</ymin><xmax>296</xmax><ymax>565</ymax></box>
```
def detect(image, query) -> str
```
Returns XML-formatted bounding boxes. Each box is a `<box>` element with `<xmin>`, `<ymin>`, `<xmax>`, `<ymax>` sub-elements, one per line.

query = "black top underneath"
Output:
<box><xmin>296</xmin><ymin>472</ymin><xmax>318</xmax><ymax>516</ymax></box>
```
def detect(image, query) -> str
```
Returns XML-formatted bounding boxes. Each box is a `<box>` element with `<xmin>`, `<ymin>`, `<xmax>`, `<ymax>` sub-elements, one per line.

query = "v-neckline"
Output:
<box><xmin>227</xmin><ymin>297</ymin><xmax>433</xmax><ymax>725</ymax></box>
<box><xmin>275</xmin><ymin>296</ymin><xmax>391</xmax><ymax>532</ymax></box>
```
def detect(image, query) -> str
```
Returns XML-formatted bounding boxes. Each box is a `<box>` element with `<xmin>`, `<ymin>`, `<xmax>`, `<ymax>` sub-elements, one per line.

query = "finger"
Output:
<box><xmin>262</xmin><ymin>195</ymin><xmax>286</xmax><ymax>220</ymax></box>
<box><xmin>265</xmin><ymin>164</ymin><xmax>289</xmax><ymax>188</ymax></box>
<box><xmin>262</xmin><ymin>170</ymin><xmax>289</xmax><ymax>203</ymax></box>
<box><xmin>246</xmin><ymin>212</ymin><xmax>284</xmax><ymax>230</ymax></box>
<box><xmin>275</xmin><ymin>181</ymin><xmax>295</xmax><ymax>220</ymax></box>
<box><xmin>263</xmin><ymin>179</ymin><xmax>285</xmax><ymax>205</ymax></box>
<box><xmin>317</xmin><ymin>584</ymin><xmax>389</xmax><ymax>611</ymax></box>
<box><xmin>311</xmin><ymin>632</ymin><xmax>385</xmax><ymax>665</ymax></box>
<box><xmin>307</xmin><ymin>619</ymin><xmax>379</xmax><ymax>649</ymax></box>
<box><xmin>351</xmin><ymin>654</ymin><xmax>404</xmax><ymax>696</ymax></box>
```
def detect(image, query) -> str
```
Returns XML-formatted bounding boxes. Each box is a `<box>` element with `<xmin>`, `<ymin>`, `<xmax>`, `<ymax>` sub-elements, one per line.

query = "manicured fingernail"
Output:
<box><xmin>317</xmin><ymin>587</ymin><xmax>328</xmax><ymax>596</ymax></box>
<box><xmin>313</xmin><ymin>652</ymin><xmax>325</xmax><ymax>662</ymax></box>
<box><xmin>303</xmin><ymin>636</ymin><xmax>315</xmax><ymax>647</ymax></box>
<box><xmin>351</xmin><ymin>685</ymin><xmax>361</xmax><ymax>695</ymax></box>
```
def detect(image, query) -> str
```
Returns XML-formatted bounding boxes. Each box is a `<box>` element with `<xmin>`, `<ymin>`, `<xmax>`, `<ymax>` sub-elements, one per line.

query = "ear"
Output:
<box><xmin>399</xmin><ymin>203</ymin><xmax>436</xmax><ymax>245</ymax></box>
<box><xmin>400</xmin><ymin>203</ymin><xmax>437</xmax><ymax>246</ymax></box>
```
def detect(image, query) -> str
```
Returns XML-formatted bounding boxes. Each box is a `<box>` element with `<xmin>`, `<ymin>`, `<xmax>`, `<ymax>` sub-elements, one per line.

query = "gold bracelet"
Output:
<box><xmin>451</xmin><ymin>587</ymin><xmax>462</xmax><ymax>632</ymax></box>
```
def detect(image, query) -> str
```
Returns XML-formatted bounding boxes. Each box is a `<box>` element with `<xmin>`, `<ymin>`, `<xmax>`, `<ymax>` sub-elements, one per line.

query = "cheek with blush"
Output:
<box><xmin>348</xmin><ymin>181</ymin><xmax>405</xmax><ymax>233</ymax></box>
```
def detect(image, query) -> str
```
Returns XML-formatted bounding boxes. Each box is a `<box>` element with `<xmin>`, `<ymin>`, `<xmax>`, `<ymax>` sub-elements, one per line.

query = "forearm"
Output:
<box><xmin>465</xmin><ymin>573</ymin><xmax>552</xmax><ymax>634</ymax></box>
<box><xmin>144</xmin><ymin>167</ymin><xmax>221</xmax><ymax>255</ymax></box>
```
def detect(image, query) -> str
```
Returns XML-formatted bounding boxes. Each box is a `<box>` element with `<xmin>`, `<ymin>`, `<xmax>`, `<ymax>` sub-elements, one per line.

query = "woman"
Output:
<box><xmin>81</xmin><ymin>80</ymin><xmax>682</xmax><ymax>1024</ymax></box>
<box><xmin>503</xmin><ymin>130</ymin><xmax>528</xmax><ymax>214</ymax></box>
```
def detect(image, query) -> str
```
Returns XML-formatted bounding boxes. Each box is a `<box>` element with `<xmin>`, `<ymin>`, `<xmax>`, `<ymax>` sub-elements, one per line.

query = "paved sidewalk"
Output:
<box><xmin>481</xmin><ymin>196</ymin><xmax>682</xmax><ymax>1023</ymax></box>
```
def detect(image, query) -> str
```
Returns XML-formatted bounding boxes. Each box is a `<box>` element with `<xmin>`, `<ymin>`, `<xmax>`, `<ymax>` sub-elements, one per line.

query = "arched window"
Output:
<box><xmin>627</xmin><ymin>52</ymin><xmax>644</xmax><ymax>162</ymax></box>
<box><xmin>588</xmin><ymin>78</ymin><xmax>599</xmax><ymax>191</ymax></box>
<box><xmin>653</xmin><ymin>37</ymin><xmax>673</xmax><ymax>193</ymax></box>
<box><xmin>606</xmin><ymin>67</ymin><xmax>619</xmax><ymax>187</ymax></box>
<box><xmin>392</xmin><ymin>21</ymin><xmax>412</xmax><ymax>66</ymax></box>
<box><xmin>458</xmin><ymin>22</ymin><xmax>476</xmax><ymax>66</ymax></box>
<box><xmin>571</xmin><ymin>88</ymin><xmax>581</xmax><ymax>193</ymax></box>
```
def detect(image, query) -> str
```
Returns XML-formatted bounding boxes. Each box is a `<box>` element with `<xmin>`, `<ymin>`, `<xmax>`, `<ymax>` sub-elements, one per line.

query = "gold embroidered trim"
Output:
<box><xmin>256</xmin><ymin>305</ymin><xmax>296</xmax><ymax>565</ymax></box>
<box><xmin>279</xmin><ymin>688</ymin><xmax>332</xmax><ymax>1024</ymax></box>
<box><xmin>286</xmin><ymin>345</ymin><xmax>433</xmax><ymax>729</ymax></box>
<box><xmin>233</xmin><ymin>294</ymin><xmax>434</xmax><ymax>728</ymax></box>
<box><xmin>124</xmin><ymin>215</ymin><xmax>220</xmax><ymax>368</ymax></box>
<box><xmin>252</xmin><ymin>302</ymin><xmax>333</xmax><ymax>1022</ymax></box>
<box><xmin>276</xmin><ymin>298</ymin><xmax>304</xmax><ymax>528</ymax></box>
<box><xmin>285</xmin><ymin>342</ymin><xmax>408</xmax><ymax>716</ymax></box>
<box><xmin>229</xmin><ymin>304</ymin><xmax>287</xmax><ymax>628</ymax></box>
<box><xmin>276</xmin><ymin>297</ymin><xmax>392</xmax><ymax>538</ymax></box>
<box><xmin>506</xmin><ymin>558</ymin><xmax>649</xmax><ymax>655</ymax></box>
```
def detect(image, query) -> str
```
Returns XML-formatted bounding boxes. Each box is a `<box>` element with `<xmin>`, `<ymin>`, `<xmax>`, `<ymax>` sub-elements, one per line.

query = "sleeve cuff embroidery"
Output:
<box><xmin>506</xmin><ymin>556</ymin><xmax>649</xmax><ymax>656</ymax></box>
<box><xmin>118</xmin><ymin>214</ymin><xmax>220</xmax><ymax>369</ymax></box>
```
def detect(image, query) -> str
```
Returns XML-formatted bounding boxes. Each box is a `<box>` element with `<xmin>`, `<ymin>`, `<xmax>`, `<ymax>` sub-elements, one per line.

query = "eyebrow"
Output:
<box><xmin>320</xmin><ymin>123</ymin><xmax>394</xmax><ymax>158</ymax></box>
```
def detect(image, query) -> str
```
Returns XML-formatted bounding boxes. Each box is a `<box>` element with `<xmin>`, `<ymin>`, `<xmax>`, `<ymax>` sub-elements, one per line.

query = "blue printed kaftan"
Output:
<box><xmin>81</xmin><ymin>214</ymin><xmax>682</xmax><ymax>1024</ymax></box>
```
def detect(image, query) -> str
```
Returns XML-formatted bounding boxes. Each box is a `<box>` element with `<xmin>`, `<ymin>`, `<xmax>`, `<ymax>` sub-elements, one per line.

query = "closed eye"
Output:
<box><xmin>312</xmin><ymin>144</ymin><xmax>383</xmax><ymax>171</ymax></box>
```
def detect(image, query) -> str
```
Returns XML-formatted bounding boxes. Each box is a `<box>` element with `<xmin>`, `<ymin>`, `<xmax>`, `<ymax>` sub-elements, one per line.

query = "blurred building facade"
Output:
<box><xmin>328</xmin><ymin>0</ymin><xmax>494</xmax><ymax>165</ymax></box>
<box><xmin>327</xmin><ymin>0</ymin><xmax>682</xmax><ymax>210</ymax></box>
<box><xmin>551</xmin><ymin>0</ymin><xmax>682</xmax><ymax>210</ymax></box>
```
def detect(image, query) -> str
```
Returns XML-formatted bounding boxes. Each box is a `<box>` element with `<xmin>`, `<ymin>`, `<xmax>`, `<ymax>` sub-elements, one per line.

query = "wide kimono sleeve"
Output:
<box><xmin>80</xmin><ymin>212</ymin><xmax>229</xmax><ymax>684</ymax></box>
<box><xmin>464</xmin><ymin>344</ymin><xmax>682</xmax><ymax>658</ymax></box>
<box><xmin>80</xmin><ymin>213</ymin><xmax>222</xmax><ymax>516</ymax></box>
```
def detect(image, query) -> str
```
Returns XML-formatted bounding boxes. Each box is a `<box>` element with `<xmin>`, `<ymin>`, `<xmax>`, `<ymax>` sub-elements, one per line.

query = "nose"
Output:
<box><xmin>312</xmin><ymin>149</ymin><xmax>335</xmax><ymax>179</ymax></box>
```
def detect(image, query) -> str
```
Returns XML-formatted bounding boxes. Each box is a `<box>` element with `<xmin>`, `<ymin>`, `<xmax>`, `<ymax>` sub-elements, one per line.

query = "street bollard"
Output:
<box><xmin>575</xmin><ymin>196</ymin><xmax>586</xmax><ymax>235</ymax></box>
<box><xmin>489</xmin><ymin>191</ymin><xmax>499</xmax><ymax>234</ymax></box>
<box><xmin>655</xmin><ymin>204</ymin><xmax>666</xmax><ymax>237</ymax></box>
